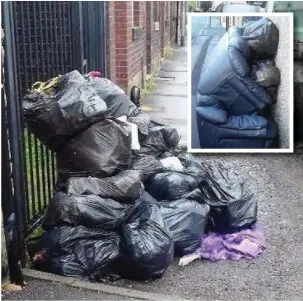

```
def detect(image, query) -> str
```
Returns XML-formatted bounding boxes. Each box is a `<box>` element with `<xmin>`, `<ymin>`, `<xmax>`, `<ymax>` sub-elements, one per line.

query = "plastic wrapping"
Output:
<box><xmin>128</xmin><ymin>110</ymin><xmax>151</xmax><ymax>136</ymax></box>
<box><xmin>145</xmin><ymin>171</ymin><xmax>198</xmax><ymax>201</ymax></box>
<box><xmin>160</xmin><ymin>200</ymin><xmax>210</xmax><ymax>256</ymax></box>
<box><xmin>242</xmin><ymin>18</ymin><xmax>279</xmax><ymax>59</ymax></box>
<box><xmin>134</xmin><ymin>121</ymin><xmax>180</xmax><ymax>158</ymax></box>
<box><xmin>42</xmin><ymin>192</ymin><xmax>135</xmax><ymax>230</ymax></box>
<box><xmin>57</xmin><ymin>119</ymin><xmax>132</xmax><ymax>177</ymax></box>
<box><xmin>130</xmin><ymin>155</ymin><xmax>164</xmax><ymax>181</ymax></box>
<box><xmin>27</xmin><ymin>226</ymin><xmax>121</xmax><ymax>281</ymax></box>
<box><xmin>86</xmin><ymin>77</ymin><xmax>125</xmax><ymax>100</ymax></box>
<box><xmin>114</xmin><ymin>201</ymin><xmax>174</xmax><ymax>280</ymax></box>
<box><xmin>200</xmin><ymin>163</ymin><xmax>257</xmax><ymax>233</ymax></box>
<box><xmin>251</xmin><ymin>60</ymin><xmax>281</xmax><ymax>87</ymax></box>
<box><xmin>160</xmin><ymin>157</ymin><xmax>184</xmax><ymax>172</ymax></box>
<box><xmin>23</xmin><ymin>70</ymin><xmax>108</xmax><ymax>151</ymax></box>
<box><xmin>66</xmin><ymin>170</ymin><xmax>144</xmax><ymax>204</ymax></box>
<box><xmin>179</xmin><ymin>155</ymin><xmax>207</xmax><ymax>185</ymax></box>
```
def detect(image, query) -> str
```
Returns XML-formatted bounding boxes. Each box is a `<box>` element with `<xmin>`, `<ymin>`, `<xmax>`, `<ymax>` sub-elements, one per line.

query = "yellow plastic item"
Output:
<box><xmin>31</xmin><ymin>77</ymin><xmax>58</xmax><ymax>93</ymax></box>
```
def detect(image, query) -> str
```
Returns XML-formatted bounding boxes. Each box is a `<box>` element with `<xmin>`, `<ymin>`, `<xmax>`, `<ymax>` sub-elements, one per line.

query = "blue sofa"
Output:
<box><xmin>196</xmin><ymin>18</ymin><xmax>279</xmax><ymax>148</ymax></box>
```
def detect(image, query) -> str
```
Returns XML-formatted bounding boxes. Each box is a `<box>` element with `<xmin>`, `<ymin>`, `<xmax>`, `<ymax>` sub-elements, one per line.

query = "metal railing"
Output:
<box><xmin>11</xmin><ymin>1</ymin><xmax>77</xmax><ymax>233</ymax></box>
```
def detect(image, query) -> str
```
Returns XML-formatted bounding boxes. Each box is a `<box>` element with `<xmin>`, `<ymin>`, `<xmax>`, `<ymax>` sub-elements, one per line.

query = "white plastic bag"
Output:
<box><xmin>160</xmin><ymin>157</ymin><xmax>184</xmax><ymax>172</ymax></box>
<box><xmin>117</xmin><ymin>116</ymin><xmax>140</xmax><ymax>150</ymax></box>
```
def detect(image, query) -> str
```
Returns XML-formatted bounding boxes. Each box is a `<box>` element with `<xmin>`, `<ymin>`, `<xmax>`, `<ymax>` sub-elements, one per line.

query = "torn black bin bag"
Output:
<box><xmin>145</xmin><ymin>171</ymin><xmax>199</xmax><ymax>201</ymax></box>
<box><xmin>42</xmin><ymin>191</ymin><xmax>135</xmax><ymax>230</ymax></box>
<box><xmin>134</xmin><ymin>121</ymin><xmax>180</xmax><ymax>158</ymax></box>
<box><xmin>57</xmin><ymin>119</ymin><xmax>132</xmax><ymax>177</ymax></box>
<box><xmin>27</xmin><ymin>225</ymin><xmax>121</xmax><ymax>281</ymax></box>
<box><xmin>23</xmin><ymin>70</ymin><xmax>108</xmax><ymax>151</ymax></box>
<box><xmin>200</xmin><ymin>163</ymin><xmax>257</xmax><ymax>233</ymax></box>
<box><xmin>160</xmin><ymin>199</ymin><xmax>210</xmax><ymax>256</ymax></box>
<box><xmin>130</xmin><ymin>155</ymin><xmax>164</xmax><ymax>181</ymax></box>
<box><xmin>251</xmin><ymin>60</ymin><xmax>281</xmax><ymax>88</ymax></box>
<box><xmin>66</xmin><ymin>170</ymin><xmax>144</xmax><ymax>204</ymax></box>
<box><xmin>113</xmin><ymin>201</ymin><xmax>174</xmax><ymax>280</ymax></box>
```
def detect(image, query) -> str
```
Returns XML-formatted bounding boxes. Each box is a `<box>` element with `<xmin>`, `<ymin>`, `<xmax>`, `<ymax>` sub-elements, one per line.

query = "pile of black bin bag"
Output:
<box><xmin>25</xmin><ymin>70</ymin><xmax>258</xmax><ymax>281</ymax></box>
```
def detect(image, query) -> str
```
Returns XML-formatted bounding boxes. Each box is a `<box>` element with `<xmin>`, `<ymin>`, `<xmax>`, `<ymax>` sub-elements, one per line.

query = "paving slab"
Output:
<box><xmin>144</xmin><ymin>45</ymin><xmax>188</xmax><ymax>147</ymax></box>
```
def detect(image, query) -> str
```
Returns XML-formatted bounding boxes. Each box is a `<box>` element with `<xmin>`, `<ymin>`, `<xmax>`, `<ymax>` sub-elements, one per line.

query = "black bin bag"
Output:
<box><xmin>200</xmin><ymin>163</ymin><xmax>257</xmax><ymax>233</ymax></box>
<box><xmin>179</xmin><ymin>154</ymin><xmax>207</xmax><ymax>185</ymax></box>
<box><xmin>160</xmin><ymin>199</ymin><xmax>210</xmax><ymax>256</ymax></box>
<box><xmin>27</xmin><ymin>225</ymin><xmax>121</xmax><ymax>281</ymax></box>
<box><xmin>23</xmin><ymin>70</ymin><xmax>108</xmax><ymax>151</ymax></box>
<box><xmin>113</xmin><ymin>201</ymin><xmax>174</xmax><ymax>280</ymax></box>
<box><xmin>57</xmin><ymin>119</ymin><xmax>132</xmax><ymax>177</ymax></box>
<box><xmin>130</xmin><ymin>155</ymin><xmax>164</xmax><ymax>181</ymax></box>
<box><xmin>42</xmin><ymin>192</ymin><xmax>135</xmax><ymax>230</ymax></box>
<box><xmin>128</xmin><ymin>109</ymin><xmax>151</xmax><ymax>136</ymax></box>
<box><xmin>145</xmin><ymin>171</ymin><xmax>198</xmax><ymax>201</ymax></box>
<box><xmin>251</xmin><ymin>60</ymin><xmax>281</xmax><ymax>88</ymax></box>
<box><xmin>134</xmin><ymin>121</ymin><xmax>180</xmax><ymax>158</ymax></box>
<box><xmin>66</xmin><ymin>170</ymin><xmax>143</xmax><ymax>204</ymax></box>
<box><xmin>85</xmin><ymin>77</ymin><xmax>125</xmax><ymax>100</ymax></box>
<box><xmin>242</xmin><ymin>17</ymin><xmax>279</xmax><ymax>59</ymax></box>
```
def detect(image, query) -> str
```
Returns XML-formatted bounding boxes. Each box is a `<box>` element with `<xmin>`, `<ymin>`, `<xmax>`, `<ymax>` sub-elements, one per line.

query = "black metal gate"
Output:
<box><xmin>1</xmin><ymin>1</ymin><xmax>106</xmax><ymax>266</ymax></box>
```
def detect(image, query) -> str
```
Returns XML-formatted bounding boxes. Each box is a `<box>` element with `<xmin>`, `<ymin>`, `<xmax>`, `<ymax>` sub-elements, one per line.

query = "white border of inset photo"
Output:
<box><xmin>187</xmin><ymin>12</ymin><xmax>294</xmax><ymax>153</ymax></box>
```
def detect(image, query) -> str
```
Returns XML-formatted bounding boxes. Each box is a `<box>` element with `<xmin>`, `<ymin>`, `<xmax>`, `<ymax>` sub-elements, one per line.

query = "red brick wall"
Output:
<box><xmin>114</xmin><ymin>1</ymin><xmax>129</xmax><ymax>87</ymax></box>
<box><xmin>127</xmin><ymin>1</ymin><xmax>146</xmax><ymax>86</ymax></box>
<box><xmin>150</xmin><ymin>1</ymin><xmax>161</xmax><ymax>62</ymax></box>
<box><xmin>106</xmin><ymin>1</ymin><xmax>180</xmax><ymax>89</ymax></box>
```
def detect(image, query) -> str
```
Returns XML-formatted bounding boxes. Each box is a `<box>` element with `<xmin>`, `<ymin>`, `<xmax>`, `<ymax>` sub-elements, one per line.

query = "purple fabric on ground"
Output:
<box><xmin>199</xmin><ymin>225</ymin><xmax>266</xmax><ymax>261</ymax></box>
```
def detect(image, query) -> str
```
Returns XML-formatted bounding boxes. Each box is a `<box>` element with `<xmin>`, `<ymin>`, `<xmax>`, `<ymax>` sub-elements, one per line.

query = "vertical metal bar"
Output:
<box><xmin>23</xmin><ymin>135</ymin><xmax>30</xmax><ymax>221</ymax></box>
<box><xmin>38</xmin><ymin>1</ymin><xmax>46</xmax><ymax>80</ymax></box>
<box><xmin>12</xmin><ymin>2</ymin><xmax>29</xmax><ymax>223</ymax></box>
<box><xmin>51</xmin><ymin>1</ymin><xmax>60</xmax><ymax>74</ymax></box>
<box><xmin>67</xmin><ymin>3</ymin><xmax>73</xmax><ymax>70</ymax></box>
<box><xmin>2</xmin><ymin>1</ymin><xmax>27</xmax><ymax>265</ymax></box>
<box><xmin>47</xmin><ymin>1</ymin><xmax>55</xmax><ymax>76</ymax></box>
<box><xmin>45</xmin><ymin>146</ymin><xmax>52</xmax><ymax>202</ymax></box>
<box><xmin>19</xmin><ymin>2</ymin><xmax>36</xmax><ymax>219</ymax></box>
<box><xmin>40</xmin><ymin>144</ymin><xmax>47</xmax><ymax>209</ymax></box>
<box><xmin>58</xmin><ymin>2</ymin><xmax>65</xmax><ymax>74</ymax></box>
<box><xmin>51</xmin><ymin>151</ymin><xmax>56</xmax><ymax>189</ymax></box>
<box><xmin>32</xmin><ymin>1</ymin><xmax>43</xmax><ymax>213</ymax></box>
<box><xmin>25</xmin><ymin>1</ymin><xmax>37</xmax><ymax>218</ymax></box>
<box><xmin>101</xmin><ymin>1</ymin><xmax>107</xmax><ymax>77</ymax></box>
<box><xmin>43</xmin><ymin>1</ymin><xmax>50</xmax><ymax>77</ymax></box>
<box><xmin>71</xmin><ymin>1</ymin><xmax>84</xmax><ymax>72</ymax></box>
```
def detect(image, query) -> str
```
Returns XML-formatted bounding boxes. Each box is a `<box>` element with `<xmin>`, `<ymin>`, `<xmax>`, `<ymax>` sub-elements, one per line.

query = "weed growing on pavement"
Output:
<box><xmin>163</xmin><ymin>46</ymin><xmax>173</xmax><ymax>60</ymax></box>
<box><xmin>141</xmin><ymin>79</ymin><xmax>155</xmax><ymax>101</ymax></box>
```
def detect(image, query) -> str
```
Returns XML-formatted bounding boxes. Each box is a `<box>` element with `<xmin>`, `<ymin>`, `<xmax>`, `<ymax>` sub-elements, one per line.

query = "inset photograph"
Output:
<box><xmin>189</xmin><ymin>13</ymin><xmax>293</xmax><ymax>152</ymax></box>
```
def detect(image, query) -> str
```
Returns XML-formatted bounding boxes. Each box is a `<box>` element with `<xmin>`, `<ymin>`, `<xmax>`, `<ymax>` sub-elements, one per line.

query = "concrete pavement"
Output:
<box><xmin>142</xmin><ymin>45</ymin><xmax>188</xmax><ymax>147</ymax></box>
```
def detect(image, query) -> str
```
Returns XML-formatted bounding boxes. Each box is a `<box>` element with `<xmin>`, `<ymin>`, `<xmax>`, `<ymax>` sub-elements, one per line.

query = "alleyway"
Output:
<box><xmin>142</xmin><ymin>45</ymin><xmax>188</xmax><ymax>147</ymax></box>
